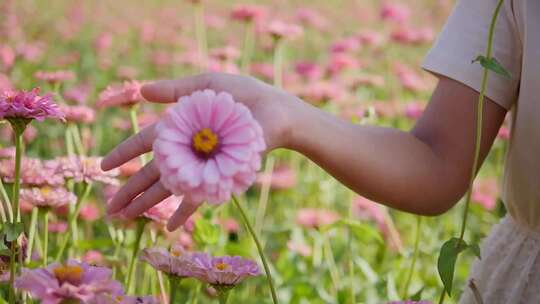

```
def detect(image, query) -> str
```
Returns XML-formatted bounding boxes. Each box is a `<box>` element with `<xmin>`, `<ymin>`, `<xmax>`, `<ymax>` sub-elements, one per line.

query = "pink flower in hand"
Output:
<box><xmin>153</xmin><ymin>90</ymin><xmax>265</xmax><ymax>205</ymax></box>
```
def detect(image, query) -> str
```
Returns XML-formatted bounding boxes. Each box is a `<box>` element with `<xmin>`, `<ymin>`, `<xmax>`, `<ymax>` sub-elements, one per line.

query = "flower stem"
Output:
<box><xmin>255</xmin><ymin>156</ymin><xmax>274</xmax><ymax>235</ymax></box>
<box><xmin>232</xmin><ymin>195</ymin><xmax>278</xmax><ymax>304</ymax></box>
<box><xmin>69</xmin><ymin>124</ymin><xmax>85</xmax><ymax>156</ymax></box>
<box><xmin>24</xmin><ymin>207</ymin><xmax>39</xmax><ymax>265</ymax></box>
<box><xmin>439</xmin><ymin>0</ymin><xmax>505</xmax><ymax>301</ymax></box>
<box><xmin>55</xmin><ymin>183</ymin><xmax>92</xmax><ymax>261</ymax></box>
<box><xmin>168</xmin><ymin>275</ymin><xmax>181</xmax><ymax>304</ymax></box>
<box><xmin>401</xmin><ymin>216</ymin><xmax>422</xmax><ymax>299</ymax></box>
<box><xmin>194</xmin><ymin>2</ymin><xmax>208</xmax><ymax>71</ymax></box>
<box><xmin>13</xmin><ymin>131</ymin><xmax>23</xmax><ymax>222</ymax></box>
<box><xmin>218</xmin><ymin>290</ymin><xmax>230</xmax><ymax>304</ymax></box>
<box><xmin>149</xmin><ymin>229</ymin><xmax>168</xmax><ymax>304</ymax></box>
<box><xmin>0</xmin><ymin>179</ymin><xmax>13</xmax><ymax>223</ymax></box>
<box><xmin>126</xmin><ymin>218</ymin><xmax>146</xmax><ymax>294</ymax></box>
<box><xmin>42</xmin><ymin>209</ymin><xmax>49</xmax><ymax>266</ymax></box>
<box><xmin>241</xmin><ymin>21</ymin><xmax>255</xmax><ymax>73</ymax></box>
<box><xmin>273</xmin><ymin>40</ymin><xmax>284</xmax><ymax>88</ymax></box>
<box><xmin>129</xmin><ymin>105</ymin><xmax>149</xmax><ymax>165</ymax></box>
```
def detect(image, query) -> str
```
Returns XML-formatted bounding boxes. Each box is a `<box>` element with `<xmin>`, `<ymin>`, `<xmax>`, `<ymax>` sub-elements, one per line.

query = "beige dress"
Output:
<box><xmin>422</xmin><ymin>0</ymin><xmax>540</xmax><ymax>303</ymax></box>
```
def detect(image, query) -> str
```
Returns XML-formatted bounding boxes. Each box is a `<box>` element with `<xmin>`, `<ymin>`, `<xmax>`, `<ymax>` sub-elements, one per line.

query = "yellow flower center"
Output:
<box><xmin>192</xmin><ymin>128</ymin><xmax>219</xmax><ymax>156</ymax></box>
<box><xmin>171</xmin><ymin>250</ymin><xmax>183</xmax><ymax>257</ymax></box>
<box><xmin>215</xmin><ymin>262</ymin><xmax>229</xmax><ymax>271</ymax></box>
<box><xmin>40</xmin><ymin>187</ymin><xmax>51</xmax><ymax>196</ymax></box>
<box><xmin>53</xmin><ymin>265</ymin><xmax>83</xmax><ymax>285</ymax></box>
<box><xmin>115</xmin><ymin>295</ymin><xmax>124</xmax><ymax>302</ymax></box>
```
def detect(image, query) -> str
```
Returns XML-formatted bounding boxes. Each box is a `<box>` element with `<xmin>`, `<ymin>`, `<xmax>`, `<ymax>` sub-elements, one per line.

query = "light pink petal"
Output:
<box><xmin>202</xmin><ymin>159</ymin><xmax>220</xmax><ymax>184</ymax></box>
<box><xmin>178</xmin><ymin>161</ymin><xmax>204</xmax><ymax>188</ymax></box>
<box><xmin>212</xmin><ymin>93</ymin><xmax>236</xmax><ymax>130</ymax></box>
<box><xmin>222</xmin><ymin>145</ymin><xmax>252</xmax><ymax>162</ymax></box>
<box><xmin>215</xmin><ymin>154</ymin><xmax>239</xmax><ymax>176</ymax></box>
<box><xmin>221</xmin><ymin>127</ymin><xmax>255</xmax><ymax>145</ymax></box>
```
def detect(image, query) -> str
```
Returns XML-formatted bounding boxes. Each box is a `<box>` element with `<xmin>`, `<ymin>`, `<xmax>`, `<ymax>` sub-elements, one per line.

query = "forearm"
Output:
<box><xmin>285</xmin><ymin>100</ymin><xmax>467</xmax><ymax>215</ymax></box>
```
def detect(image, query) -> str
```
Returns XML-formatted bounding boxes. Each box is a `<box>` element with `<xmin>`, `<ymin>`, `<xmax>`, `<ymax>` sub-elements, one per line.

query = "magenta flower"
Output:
<box><xmin>265</xmin><ymin>21</ymin><xmax>304</xmax><ymax>41</ymax></box>
<box><xmin>296</xmin><ymin>208</ymin><xmax>339</xmax><ymax>229</ymax></box>
<box><xmin>190</xmin><ymin>254</ymin><xmax>260</xmax><ymax>287</ymax></box>
<box><xmin>498</xmin><ymin>126</ymin><xmax>510</xmax><ymax>140</ymax></box>
<box><xmin>143</xmin><ymin>196</ymin><xmax>182</xmax><ymax>225</ymax></box>
<box><xmin>380</xmin><ymin>3</ymin><xmax>410</xmax><ymax>24</ymax></box>
<box><xmin>15</xmin><ymin>260</ymin><xmax>123</xmax><ymax>304</ymax></box>
<box><xmin>403</xmin><ymin>102</ymin><xmax>425</xmax><ymax>120</ymax></box>
<box><xmin>153</xmin><ymin>90</ymin><xmax>265</xmax><ymax>205</ymax></box>
<box><xmin>34</xmin><ymin>70</ymin><xmax>75</xmax><ymax>84</ymax></box>
<box><xmin>0</xmin><ymin>88</ymin><xmax>65</xmax><ymax>122</ymax></box>
<box><xmin>97</xmin><ymin>80</ymin><xmax>143</xmax><ymax>108</ymax></box>
<box><xmin>20</xmin><ymin>186</ymin><xmax>76</xmax><ymax>209</ymax></box>
<box><xmin>139</xmin><ymin>246</ymin><xmax>196</xmax><ymax>277</ymax></box>
<box><xmin>294</xmin><ymin>61</ymin><xmax>323</xmax><ymax>81</ymax></box>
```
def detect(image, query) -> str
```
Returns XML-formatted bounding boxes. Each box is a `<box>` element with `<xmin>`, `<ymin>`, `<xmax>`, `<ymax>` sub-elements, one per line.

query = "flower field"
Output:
<box><xmin>0</xmin><ymin>0</ymin><xmax>509</xmax><ymax>303</ymax></box>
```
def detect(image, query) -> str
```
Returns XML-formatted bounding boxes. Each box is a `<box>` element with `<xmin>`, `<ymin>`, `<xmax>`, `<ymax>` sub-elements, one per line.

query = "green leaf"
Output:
<box><xmin>4</xmin><ymin>222</ymin><xmax>24</xmax><ymax>242</ymax></box>
<box><xmin>437</xmin><ymin>238</ymin><xmax>468</xmax><ymax>296</ymax></box>
<box><xmin>473</xmin><ymin>55</ymin><xmax>511</xmax><ymax>78</ymax></box>
<box><xmin>321</xmin><ymin>219</ymin><xmax>383</xmax><ymax>244</ymax></box>
<box><xmin>469</xmin><ymin>243</ymin><xmax>482</xmax><ymax>260</ymax></box>
<box><xmin>411</xmin><ymin>287</ymin><xmax>424</xmax><ymax>301</ymax></box>
<box><xmin>193</xmin><ymin>218</ymin><xmax>220</xmax><ymax>246</ymax></box>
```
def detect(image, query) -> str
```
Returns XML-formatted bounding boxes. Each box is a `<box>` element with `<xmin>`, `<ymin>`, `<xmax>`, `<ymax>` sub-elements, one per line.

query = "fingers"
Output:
<box><xmin>107</xmin><ymin>160</ymin><xmax>159</xmax><ymax>214</ymax></box>
<box><xmin>141</xmin><ymin>75</ymin><xmax>213</xmax><ymax>104</ymax></box>
<box><xmin>121</xmin><ymin>181</ymin><xmax>171</xmax><ymax>219</ymax></box>
<box><xmin>101</xmin><ymin>123</ymin><xmax>156</xmax><ymax>171</ymax></box>
<box><xmin>167</xmin><ymin>199</ymin><xmax>202</xmax><ymax>231</ymax></box>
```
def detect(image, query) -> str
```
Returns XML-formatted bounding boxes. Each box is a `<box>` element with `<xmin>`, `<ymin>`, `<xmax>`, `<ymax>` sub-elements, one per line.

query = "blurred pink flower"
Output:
<box><xmin>472</xmin><ymin>179</ymin><xmax>499</xmax><ymax>210</ymax></box>
<box><xmin>256</xmin><ymin>164</ymin><xmax>297</xmax><ymax>190</ymax></box>
<box><xmin>287</xmin><ymin>241</ymin><xmax>312</xmax><ymax>257</ymax></box>
<box><xmin>79</xmin><ymin>203</ymin><xmax>100</xmax><ymax>222</ymax></box>
<box><xmin>15</xmin><ymin>260</ymin><xmax>123</xmax><ymax>304</ymax></box>
<box><xmin>294</xmin><ymin>61</ymin><xmax>323</xmax><ymax>81</ymax></box>
<box><xmin>190</xmin><ymin>254</ymin><xmax>260</xmax><ymax>286</ymax></box>
<box><xmin>380</xmin><ymin>3</ymin><xmax>410</xmax><ymax>23</ymax></box>
<box><xmin>34</xmin><ymin>70</ymin><xmax>75</xmax><ymax>84</ymax></box>
<box><xmin>0</xmin><ymin>146</ymin><xmax>15</xmax><ymax>158</ymax></box>
<box><xmin>48</xmin><ymin>221</ymin><xmax>68</xmax><ymax>233</ymax></box>
<box><xmin>0</xmin><ymin>46</ymin><xmax>15</xmax><ymax>70</ymax></box>
<box><xmin>395</xmin><ymin>64</ymin><xmax>428</xmax><ymax>92</ymax></box>
<box><xmin>327</xmin><ymin>53</ymin><xmax>361</xmax><ymax>76</ymax></box>
<box><xmin>53</xmin><ymin>156</ymin><xmax>119</xmax><ymax>185</ymax></box>
<box><xmin>117</xmin><ymin>66</ymin><xmax>139</xmax><ymax>80</ymax></box>
<box><xmin>177</xmin><ymin>231</ymin><xmax>194</xmax><ymax>250</ymax></box>
<box><xmin>295</xmin><ymin>8</ymin><xmax>329</xmax><ymax>30</ymax></box>
<box><xmin>354</xmin><ymin>197</ymin><xmax>403</xmax><ymax>251</ymax></box>
<box><xmin>296</xmin><ymin>81</ymin><xmax>347</xmax><ymax>105</ymax></box>
<box><xmin>266</xmin><ymin>21</ymin><xmax>304</xmax><ymax>41</ymax></box>
<box><xmin>97</xmin><ymin>81</ymin><xmax>143</xmax><ymax>108</ymax></box>
<box><xmin>230</xmin><ymin>5</ymin><xmax>267</xmax><ymax>23</ymax></box>
<box><xmin>220</xmin><ymin>218</ymin><xmax>239</xmax><ymax>234</ymax></box>
<box><xmin>342</xmin><ymin>74</ymin><xmax>385</xmax><ymax>90</ymax></box>
<box><xmin>0</xmin><ymin>73</ymin><xmax>12</xmax><ymax>92</ymax></box>
<box><xmin>82</xmin><ymin>250</ymin><xmax>104</xmax><ymax>265</ymax></box>
<box><xmin>356</xmin><ymin>31</ymin><xmax>384</xmax><ymax>47</ymax></box>
<box><xmin>94</xmin><ymin>32</ymin><xmax>113</xmax><ymax>53</ymax></box>
<box><xmin>210</xmin><ymin>46</ymin><xmax>241</xmax><ymax>62</ymax></box>
<box><xmin>15</xmin><ymin>42</ymin><xmax>45</xmax><ymax>62</ymax></box>
<box><xmin>60</xmin><ymin>105</ymin><xmax>96</xmax><ymax>124</ymax></box>
<box><xmin>498</xmin><ymin>126</ymin><xmax>510</xmax><ymax>140</ymax></box>
<box><xmin>64</xmin><ymin>84</ymin><xmax>90</xmax><ymax>105</ymax></box>
<box><xmin>391</xmin><ymin>27</ymin><xmax>434</xmax><ymax>45</ymax></box>
<box><xmin>296</xmin><ymin>208</ymin><xmax>339</xmax><ymax>229</ymax></box>
<box><xmin>140</xmin><ymin>246</ymin><xmax>196</xmax><ymax>277</ymax></box>
<box><xmin>404</xmin><ymin>102</ymin><xmax>425</xmax><ymax>120</ymax></box>
<box><xmin>250</xmin><ymin>63</ymin><xmax>274</xmax><ymax>80</ymax></box>
<box><xmin>1</xmin><ymin>158</ymin><xmax>64</xmax><ymax>186</ymax></box>
<box><xmin>0</xmin><ymin>88</ymin><xmax>65</xmax><ymax>122</ymax></box>
<box><xmin>153</xmin><ymin>90</ymin><xmax>265</xmax><ymax>204</ymax></box>
<box><xmin>331</xmin><ymin>37</ymin><xmax>361</xmax><ymax>54</ymax></box>
<box><xmin>20</xmin><ymin>186</ymin><xmax>76</xmax><ymax>209</ymax></box>
<box><xmin>143</xmin><ymin>196</ymin><xmax>182</xmax><ymax>225</ymax></box>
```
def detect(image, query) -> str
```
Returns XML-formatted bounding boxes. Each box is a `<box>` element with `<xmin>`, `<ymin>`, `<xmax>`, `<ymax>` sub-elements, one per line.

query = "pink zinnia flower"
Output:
<box><xmin>97</xmin><ymin>81</ymin><xmax>143</xmax><ymax>108</ymax></box>
<box><xmin>79</xmin><ymin>202</ymin><xmax>100</xmax><ymax>222</ymax></box>
<box><xmin>498</xmin><ymin>126</ymin><xmax>510</xmax><ymax>140</ymax></box>
<box><xmin>210</xmin><ymin>46</ymin><xmax>241</xmax><ymax>62</ymax></box>
<box><xmin>1</xmin><ymin>158</ymin><xmax>64</xmax><ymax>186</ymax></box>
<box><xmin>472</xmin><ymin>179</ymin><xmax>499</xmax><ymax>211</ymax></box>
<box><xmin>327</xmin><ymin>53</ymin><xmax>361</xmax><ymax>76</ymax></box>
<box><xmin>53</xmin><ymin>156</ymin><xmax>119</xmax><ymax>185</ymax></box>
<box><xmin>265</xmin><ymin>21</ymin><xmax>304</xmax><ymax>41</ymax></box>
<box><xmin>296</xmin><ymin>208</ymin><xmax>339</xmax><ymax>229</ymax></box>
<box><xmin>139</xmin><ymin>246</ymin><xmax>196</xmax><ymax>277</ymax></box>
<box><xmin>0</xmin><ymin>73</ymin><xmax>13</xmax><ymax>92</ymax></box>
<box><xmin>20</xmin><ymin>186</ymin><xmax>76</xmax><ymax>209</ymax></box>
<box><xmin>0</xmin><ymin>46</ymin><xmax>15</xmax><ymax>70</ymax></box>
<box><xmin>0</xmin><ymin>88</ymin><xmax>65</xmax><ymax>122</ymax></box>
<box><xmin>294</xmin><ymin>61</ymin><xmax>323</xmax><ymax>81</ymax></box>
<box><xmin>60</xmin><ymin>104</ymin><xmax>96</xmax><ymax>124</ymax></box>
<box><xmin>256</xmin><ymin>164</ymin><xmax>297</xmax><ymax>190</ymax></box>
<box><xmin>404</xmin><ymin>102</ymin><xmax>425</xmax><ymax>120</ymax></box>
<box><xmin>34</xmin><ymin>70</ymin><xmax>75</xmax><ymax>84</ymax></box>
<box><xmin>330</xmin><ymin>37</ymin><xmax>361</xmax><ymax>54</ymax></box>
<box><xmin>48</xmin><ymin>221</ymin><xmax>68</xmax><ymax>233</ymax></box>
<box><xmin>143</xmin><ymin>196</ymin><xmax>182</xmax><ymax>225</ymax></box>
<box><xmin>295</xmin><ymin>8</ymin><xmax>329</xmax><ymax>30</ymax></box>
<box><xmin>63</xmin><ymin>84</ymin><xmax>90</xmax><ymax>104</ymax></box>
<box><xmin>15</xmin><ymin>260</ymin><xmax>123</xmax><ymax>304</ymax></box>
<box><xmin>380</xmin><ymin>3</ymin><xmax>410</xmax><ymax>23</ymax></box>
<box><xmin>82</xmin><ymin>250</ymin><xmax>104</xmax><ymax>265</ymax></box>
<box><xmin>356</xmin><ymin>31</ymin><xmax>384</xmax><ymax>47</ymax></box>
<box><xmin>153</xmin><ymin>90</ymin><xmax>265</xmax><ymax>205</ymax></box>
<box><xmin>395</xmin><ymin>64</ymin><xmax>428</xmax><ymax>92</ymax></box>
<box><xmin>287</xmin><ymin>241</ymin><xmax>312</xmax><ymax>257</ymax></box>
<box><xmin>230</xmin><ymin>5</ymin><xmax>267</xmax><ymax>23</ymax></box>
<box><xmin>190</xmin><ymin>254</ymin><xmax>260</xmax><ymax>287</ymax></box>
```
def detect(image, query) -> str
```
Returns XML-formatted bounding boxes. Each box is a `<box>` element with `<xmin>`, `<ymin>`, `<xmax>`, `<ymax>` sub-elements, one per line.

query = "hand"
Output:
<box><xmin>101</xmin><ymin>73</ymin><xmax>298</xmax><ymax>230</ymax></box>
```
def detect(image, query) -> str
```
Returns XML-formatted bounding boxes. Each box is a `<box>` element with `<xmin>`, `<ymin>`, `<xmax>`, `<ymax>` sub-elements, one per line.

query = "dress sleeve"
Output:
<box><xmin>422</xmin><ymin>0</ymin><xmax>522</xmax><ymax>110</ymax></box>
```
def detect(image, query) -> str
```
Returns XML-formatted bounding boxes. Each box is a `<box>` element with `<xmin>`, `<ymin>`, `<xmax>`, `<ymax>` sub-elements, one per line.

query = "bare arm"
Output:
<box><xmin>102</xmin><ymin>73</ymin><xmax>507</xmax><ymax>229</ymax></box>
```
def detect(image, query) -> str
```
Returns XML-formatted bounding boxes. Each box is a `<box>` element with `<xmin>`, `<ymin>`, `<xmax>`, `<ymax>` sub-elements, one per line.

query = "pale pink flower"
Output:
<box><xmin>15</xmin><ymin>42</ymin><xmax>45</xmax><ymax>62</ymax></box>
<box><xmin>97</xmin><ymin>81</ymin><xmax>143</xmax><ymax>108</ymax></box>
<box><xmin>139</xmin><ymin>246</ymin><xmax>196</xmax><ymax>277</ymax></box>
<box><xmin>296</xmin><ymin>81</ymin><xmax>347</xmax><ymax>105</ymax></box>
<box><xmin>53</xmin><ymin>156</ymin><xmax>119</xmax><ymax>185</ymax></box>
<box><xmin>48</xmin><ymin>221</ymin><xmax>68</xmax><ymax>233</ymax></box>
<box><xmin>330</xmin><ymin>37</ymin><xmax>361</xmax><ymax>54</ymax></box>
<box><xmin>395</xmin><ymin>64</ymin><xmax>428</xmax><ymax>92</ymax></box>
<box><xmin>0</xmin><ymin>73</ymin><xmax>13</xmax><ymax>92</ymax></box>
<box><xmin>296</xmin><ymin>208</ymin><xmax>339</xmax><ymax>229</ymax></box>
<box><xmin>220</xmin><ymin>218</ymin><xmax>239</xmax><ymax>234</ymax></box>
<box><xmin>0</xmin><ymin>146</ymin><xmax>15</xmax><ymax>158</ymax></box>
<box><xmin>327</xmin><ymin>53</ymin><xmax>360</xmax><ymax>76</ymax></box>
<box><xmin>472</xmin><ymin>179</ymin><xmax>499</xmax><ymax>210</ymax></box>
<box><xmin>79</xmin><ymin>203</ymin><xmax>100</xmax><ymax>222</ymax></box>
<box><xmin>143</xmin><ymin>196</ymin><xmax>182</xmax><ymax>225</ymax></box>
<box><xmin>266</xmin><ymin>21</ymin><xmax>304</xmax><ymax>41</ymax></box>
<box><xmin>391</xmin><ymin>27</ymin><xmax>434</xmax><ymax>45</ymax></box>
<box><xmin>153</xmin><ymin>90</ymin><xmax>265</xmax><ymax>204</ymax></box>
<box><xmin>343</xmin><ymin>74</ymin><xmax>385</xmax><ymax>90</ymax></box>
<box><xmin>60</xmin><ymin>104</ymin><xmax>96</xmax><ymax>124</ymax></box>
<box><xmin>15</xmin><ymin>260</ymin><xmax>123</xmax><ymax>304</ymax></box>
<box><xmin>380</xmin><ymin>3</ymin><xmax>410</xmax><ymax>23</ymax></box>
<box><xmin>287</xmin><ymin>241</ymin><xmax>312</xmax><ymax>257</ymax></box>
<box><xmin>250</xmin><ymin>63</ymin><xmax>274</xmax><ymax>80</ymax></box>
<box><xmin>34</xmin><ymin>70</ymin><xmax>75</xmax><ymax>84</ymax></box>
<box><xmin>356</xmin><ymin>31</ymin><xmax>384</xmax><ymax>47</ymax></box>
<box><xmin>256</xmin><ymin>164</ymin><xmax>297</xmax><ymax>190</ymax></box>
<box><xmin>1</xmin><ymin>158</ymin><xmax>64</xmax><ymax>186</ymax></box>
<box><xmin>190</xmin><ymin>254</ymin><xmax>260</xmax><ymax>286</ymax></box>
<box><xmin>177</xmin><ymin>231</ymin><xmax>194</xmax><ymax>250</ymax></box>
<box><xmin>210</xmin><ymin>46</ymin><xmax>241</xmax><ymax>62</ymax></box>
<box><xmin>64</xmin><ymin>84</ymin><xmax>90</xmax><ymax>104</ymax></box>
<box><xmin>93</xmin><ymin>32</ymin><xmax>113</xmax><ymax>53</ymax></box>
<box><xmin>0</xmin><ymin>46</ymin><xmax>15</xmax><ymax>70</ymax></box>
<box><xmin>116</xmin><ymin>66</ymin><xmax>139</xmax><ymax>80</ymax></box>
<box><xmin>82</xmin><ymin>250</ymin><xmax>104</xmax><ymax>265</ymax></box>
<box><xmin>295</xmin><ymin>8</ymin><xmax>329</xmax><ymax>30</ymax></box>
<box><xmin>0</xmin><ymin>88</ymin><xmax>65</xmax><ymax>122</ymax></box>
<box><xmin>498</xmin><ymin>126</ymin><xmax>510</xmax><ymax>140</ymax></box>
<box><xmin>404</xmin><ymin>102</ymin><xmax>425</xmax><ymax>120</ymax></box>
<box><xmin>230</xmin><ymin>5</ymin><xmax>267</xmax><ymax>23</ymax></box>
<box><xmin>20</xmin><ymin>186</ymin><xmax>76</xmax><ymax>209</ymax></box>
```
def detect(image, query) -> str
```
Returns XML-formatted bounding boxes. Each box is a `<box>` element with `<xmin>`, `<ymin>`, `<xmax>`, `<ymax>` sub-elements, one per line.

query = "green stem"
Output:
<box><xmin>401</xmin><ymin>216</ymin><xmax>422</xmax><ymax>299</ymax></box>
<box><xmin>65</xmin><ymin>127</ymin><xmax>75</xmax><ymax>156</ymax></box>
<box><xmin>273</xmin><ymin>40</ymin><xmax>284</xmax><ymax>88</ymax></box>
<box><xmin>323</xmin><ymin>234</ymin><xmax>340</xmax><ymax>296</ymax></box>
<box><xmin>24</xmin><ymin>208</ymin><xmax>39</xmax><ymax>265</ymax></box>
<box><xmin>69</xmin><ymin>124</ymin><xmax>85</xmax><ymax>156</ymax></box>
<box><xmin>55</xmin><ymin>183</ymin><xmax>92</xmax><ymax>261</ymax></box>
<box><xmin>42</xmin><ymin>209</ymin><xmax>49</xmax><ymax>266</ymax></box>
<box><xmin>0</xmin><ymin>179</ymin><xmax>13</xmax><ymax>223</ymax></box>
<box><xmin>129</xmin><ymin>105</ymin><xmax>149</xmax><ymax>165</ymax></box>
<box><xmin>149</xmin><ymin>229</ymin><xmax>168</xmax><ymax>304</ymax></box>
<box><xmin>241</xmin><ymin>21</ymin><xmax>255</xmax><ymax>73</ymax></box>
<box><xmin>168</xmin><ymin>275</ymin><xmax>181</xmax><ymax>304</ymax></box>
<box><xmin>189</xmin><ymin>283</ymin><xmax>201</xmax><ymax>304</ymax></box>
<box><xmin>439</xmin><ymin>0</ymin><xmax>505</xmax><ymax>302</ymax></box>
<box><xmin>347</xmin><ymin>196</ymin><xmax>356</xmax><ymax>304</ymax></box>
<box><xmin>232</xmin><ymin>196</ymin><xmax>278</xmax><ymax>304</ymax></box>
<box><xmin>13</xmin><ymin>131</ymin><xmax>23</xmax><ymax>222</ymax></box>
<box><xmin>126</xmin><ymin>219</ymin><xmax>146</xmax><ymax>294</ymax></box>
<box><xmin>255</xmin><ymin>157</ymin><xmax>275</xmax><ymax>234</ymax></box>
<box><xmin>218</xmin><ymin>291</ymin><xmax>230</xmax><ymax>304</ymax></box>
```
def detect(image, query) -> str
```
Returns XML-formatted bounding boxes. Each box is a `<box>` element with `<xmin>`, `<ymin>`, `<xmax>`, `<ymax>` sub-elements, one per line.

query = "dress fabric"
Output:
<box><xmin>458</xmin><ymin>216</ymin><xmax>540</xmax><ymax>304</ymax></box>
